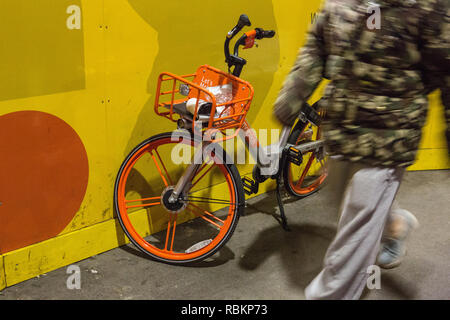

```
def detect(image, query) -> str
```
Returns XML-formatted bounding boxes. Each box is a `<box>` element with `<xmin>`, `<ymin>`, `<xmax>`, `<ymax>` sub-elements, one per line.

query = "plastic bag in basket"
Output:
<box><xmin>186</xmin><ymin>83</ymin><xmax>233</xmax><ymax>116</ymax></box>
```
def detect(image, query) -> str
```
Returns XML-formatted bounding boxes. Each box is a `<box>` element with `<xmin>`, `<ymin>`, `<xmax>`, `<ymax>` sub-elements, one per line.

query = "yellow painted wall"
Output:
<box><xmin>0</xmin><ymin>0</ymin><xmax>448</xmax><ymax>289</ymax></box>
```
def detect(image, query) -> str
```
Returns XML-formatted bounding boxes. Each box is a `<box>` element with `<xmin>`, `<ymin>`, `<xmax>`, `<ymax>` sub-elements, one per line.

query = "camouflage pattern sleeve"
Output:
<box><xmin>273</xmin><ymin>6</ymin><xmax>328</xmax><ymax>126</ymax></box>
<box><xmin>420</xmin><ymin>0</ymin><xmax>450</xmax><ymax>154</ymax></box>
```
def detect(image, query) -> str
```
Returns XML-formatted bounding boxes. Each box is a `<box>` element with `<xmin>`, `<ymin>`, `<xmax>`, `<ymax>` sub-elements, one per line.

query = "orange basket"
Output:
<box><xmin>154</xmin><ymin>65</ymin><xmax>254</xmax><ymax>142</ymax></box>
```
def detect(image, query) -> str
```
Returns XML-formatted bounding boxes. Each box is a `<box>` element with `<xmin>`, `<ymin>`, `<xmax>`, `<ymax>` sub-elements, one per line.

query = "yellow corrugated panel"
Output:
<box><xmin>0</xmin><ymin>255</ymin><xmax>5</xmax><ymax>290</ymax></box>
<box><xmin>0</xmin><ymin>0</ymin><xmax>448</xmax><ymax>289</ymax></box>
<box><xmin>409</xmin><ymin>90</ymin><xmax>449</xmax><ymax>171</ymax></box>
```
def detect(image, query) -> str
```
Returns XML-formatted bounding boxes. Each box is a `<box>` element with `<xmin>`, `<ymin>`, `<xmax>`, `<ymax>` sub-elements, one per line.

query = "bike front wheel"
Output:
<box><xmin>114</xmin><ymin>131</ymin><xmax>245</xmax><ymax>264</ymax></box>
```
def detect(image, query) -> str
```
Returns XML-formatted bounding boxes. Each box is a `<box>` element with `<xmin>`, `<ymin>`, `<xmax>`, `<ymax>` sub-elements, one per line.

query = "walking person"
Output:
<box><xmin>273</xmin><ymin>0</ymin><xmax>449</xmax><ymax>299</ymax></box>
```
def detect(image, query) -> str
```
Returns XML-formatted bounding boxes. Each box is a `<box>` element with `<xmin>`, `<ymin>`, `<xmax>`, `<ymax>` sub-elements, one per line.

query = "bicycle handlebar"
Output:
<box><xmin>233</xmin><ymin>28</ymin><xmax>275</xmax><ymax>55</ymax></box>
<box><xmin>225</xmin><ymin>14</ymin><xmax>276</xmax><ymax>77</ymax></box>
<box><xmin>224</xmin><ymin>14</ymin><xmax>251</xmax><ymax>67</ymax></box>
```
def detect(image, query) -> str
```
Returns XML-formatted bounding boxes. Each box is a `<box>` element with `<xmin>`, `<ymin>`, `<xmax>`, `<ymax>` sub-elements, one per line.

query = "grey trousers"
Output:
<box><xmin>304</xmin><ymin>158</ymin><xmax>405</xmax><ymax>300</ymax></box>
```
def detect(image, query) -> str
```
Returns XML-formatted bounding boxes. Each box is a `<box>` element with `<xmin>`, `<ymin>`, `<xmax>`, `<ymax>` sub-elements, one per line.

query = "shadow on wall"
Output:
<box><xmin>126</xmin><ymin>0</ymin><xmax>280</xmax><ymax>153</ymax></box>
<box><xmin>0</xmin><ymin>0</ymin><xmax>85</xmax><ymax>101</ymax></box>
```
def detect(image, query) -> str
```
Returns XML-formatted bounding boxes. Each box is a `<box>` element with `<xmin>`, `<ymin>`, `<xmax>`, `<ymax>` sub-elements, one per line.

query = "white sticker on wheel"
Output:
<box><xmin>185</xmin><ymin>239</ymin><xmax>213</xmax><ymax>253</ymax></box>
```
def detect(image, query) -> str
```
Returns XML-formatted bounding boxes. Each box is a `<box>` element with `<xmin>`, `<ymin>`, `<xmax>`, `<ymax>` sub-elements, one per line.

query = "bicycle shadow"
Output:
<box><xmin>243</xmin><ymin>189</ymin><xmax>323</xmax><ymax>225</ymax></box>
<box><xmin>238</xmin><ymin>222</ymin><xmax>335</xmax><ymax>289</ymax></box>
<box><xmin>239</xmin><ymin>190</ymin><xmax>333</xmax><ymax>288</ymax></box>
<box><xmin>119</xmin><ymin>243</ymin><xmax>236</xmax><ymax>268</ymax></box>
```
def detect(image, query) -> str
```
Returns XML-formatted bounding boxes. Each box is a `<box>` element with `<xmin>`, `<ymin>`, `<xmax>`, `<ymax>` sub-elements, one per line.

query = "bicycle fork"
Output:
<box><xmin>167</xmin><ymin>144</ymin><xmax>203</xmax><ymax>205</ymax></box>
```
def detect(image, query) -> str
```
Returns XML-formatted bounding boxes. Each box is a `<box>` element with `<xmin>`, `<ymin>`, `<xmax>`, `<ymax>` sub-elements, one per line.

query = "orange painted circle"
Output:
<box><xmin>0</xmin><ymin>111</ymin><xmax>89</xmax><ymax>253</ymax></box>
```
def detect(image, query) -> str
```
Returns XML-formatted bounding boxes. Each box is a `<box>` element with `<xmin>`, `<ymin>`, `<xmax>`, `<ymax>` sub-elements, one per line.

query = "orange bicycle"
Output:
<box><xmin>114</xmin><ymin>15</ymin><xmax>328</xmax><ymax>264</ymax></box>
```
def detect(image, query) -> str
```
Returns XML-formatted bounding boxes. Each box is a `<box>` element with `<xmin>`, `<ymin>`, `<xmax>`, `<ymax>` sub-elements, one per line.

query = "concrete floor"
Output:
<box><xmin>0</xmin><ymin>170</ymin><xmax>449</xmax><ymax>300</ymax></box>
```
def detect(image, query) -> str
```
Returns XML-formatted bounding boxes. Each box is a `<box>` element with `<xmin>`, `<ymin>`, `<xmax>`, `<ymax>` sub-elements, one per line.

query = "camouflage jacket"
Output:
<box><xmin>274</xmin><ymin>0</ymin><xmax>449</xmax><ymax>167</ymax></box>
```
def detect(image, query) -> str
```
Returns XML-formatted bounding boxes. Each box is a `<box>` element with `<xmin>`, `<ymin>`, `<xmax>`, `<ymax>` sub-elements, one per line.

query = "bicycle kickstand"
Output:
<box><xmin>275</xmin><ymin>175</ymin><xmax>291</xmax><ymax>232</ymax></box>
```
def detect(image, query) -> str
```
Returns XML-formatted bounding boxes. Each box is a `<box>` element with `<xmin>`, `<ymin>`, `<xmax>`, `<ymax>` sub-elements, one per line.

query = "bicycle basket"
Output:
<box><xmin>154</xmin><ymin>65</ymin><xmax>254</xmax><ymax>141</ymax></box>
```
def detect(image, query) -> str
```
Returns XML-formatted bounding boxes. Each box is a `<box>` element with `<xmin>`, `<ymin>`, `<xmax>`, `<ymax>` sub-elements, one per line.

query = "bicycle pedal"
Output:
<box><xmin>287</xmin><ymin>146</ymin><xmax>303</xmax><ymax>166</ymax></box>
<box><xmin>242</xmin><ymin>177</ymin><xmax>259</xmax><ymax>196</ymax></box>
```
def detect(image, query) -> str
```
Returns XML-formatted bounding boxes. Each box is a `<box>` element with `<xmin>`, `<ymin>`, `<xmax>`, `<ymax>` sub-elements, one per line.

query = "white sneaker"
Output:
<box><xmin>377</xmin><ymin>209</ymin><xmax>419</xmax><ymax>269</ymax></box>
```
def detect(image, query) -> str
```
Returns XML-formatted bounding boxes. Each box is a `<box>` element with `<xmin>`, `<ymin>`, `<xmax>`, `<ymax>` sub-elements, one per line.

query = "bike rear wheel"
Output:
<box><xmin>283</xmin><ymin>122</ymin><xmax>328</xmax><ymax>198</ymax></box>
<box><xmin>114</xmin><ymin>131</ymin><xmax>244</xmax><ymax>264</ymax></box>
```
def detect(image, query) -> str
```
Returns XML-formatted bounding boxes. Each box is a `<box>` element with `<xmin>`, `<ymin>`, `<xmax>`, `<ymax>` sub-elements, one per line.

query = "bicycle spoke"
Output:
<box><xmin>150</xmin><ymin>150</ymin><xmax>169</xmax><ymax>187</ymax></box>
<box><xmin>126</xmin><ymin>201</ymin><xmax>161</xmax><ymax>209</ymax></box>
<box><xmin>164</xmin><ymin>214</ymin><xmax>178</xmax><ymax>252</ymax></box>
<box><xmin>191</xmin><ymin>160</ymin><xmax>214</xmax><ymax>189</ymax></box>
<box><xmin>189</xmin><ymin>203</ymin><xmax>226</xmax><ymax>224</ymax></box>
<box><xmin>296</xmin><ymin>153</ymin><xmax>315</xmax><ymax>189</ymax></box>
<box><xmin>155</xmin><ymin>149</ymin><xmax>173</xmax><ymax>185</ymax></box>
<box><xmin>185</xmin><ymin>195</ymin><xmax>235</xmax><ymax>206</ymax></box>
<box><xmin>186</xmin><ymin>205</ymin><xmax>224</xmax><ymax>230</ymax></box>
<box><xmin>125</xmin><ymin>196</ymin><xmax>160</xmax><ymax>203</ymax></box>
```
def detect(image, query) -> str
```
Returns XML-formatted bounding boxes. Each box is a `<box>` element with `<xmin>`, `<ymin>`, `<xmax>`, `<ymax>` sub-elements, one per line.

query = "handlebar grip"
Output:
<box><xmin>238</xmin><ymin>14</ymin><xmax>251</xmax><ymax>28</ymax></box>
<box><xmin>255</xmin><ymin>28</ymin><xmax>276</xmax><ymax>39</ymax></box>
<box><xmin>263</xmin><ymin>30</ymin><xmax>276</xmax><ymax>38</ymax></box>
<box><xmin>227</xmin><ymin>14</ymin><xmax>252</xmax><ymax>39</ymax></box>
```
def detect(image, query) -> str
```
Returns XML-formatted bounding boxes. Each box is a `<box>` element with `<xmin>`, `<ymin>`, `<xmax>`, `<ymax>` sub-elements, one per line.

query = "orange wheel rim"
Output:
<box><xmin>116</xmin><ymin>136</ymin><xmax>237</xmax><ymax>261</ymax></box>
<box><xmin>288</xmin><ymin>152</ymin><xmax>327</xmax><ymax>195</ymax></box>
<box><xmin>288</xmin><ymin>126</ymin><xmax>327</xmax><ymax>195</ymax></box>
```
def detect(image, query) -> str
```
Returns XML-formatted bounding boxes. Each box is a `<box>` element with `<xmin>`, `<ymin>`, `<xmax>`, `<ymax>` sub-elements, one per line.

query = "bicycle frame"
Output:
<box><xmin>167</xmin><ymin>123</ymin><xmax>285</xmax><ymax>204</ymax></box>
<box><xmin>168</xmin><ymin>118</ymin><xmax>325</xmax><ymax>204</ymax></box>
<box><xmin>238</xmin><ymin>121</ymin><xmax>291</xmax><ymax>176</ymax></box>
